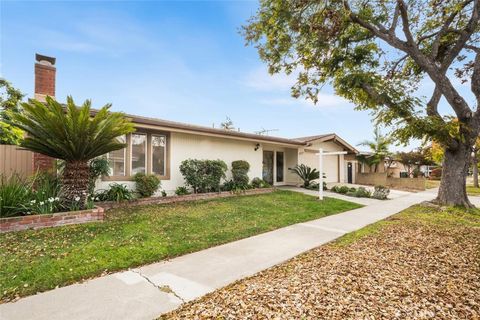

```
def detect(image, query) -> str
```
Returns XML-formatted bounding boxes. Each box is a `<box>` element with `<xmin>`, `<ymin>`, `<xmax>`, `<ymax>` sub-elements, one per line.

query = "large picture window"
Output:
<box><xmin>131</xmin><ymin>133</ymin><xmax>147</xmax><ymax>174</ymax></box>
<box><xmin>107</xmin><ymin>135</ymin><xmax>126</xmax><ymax>176</ymax></box>
<box><xmin>103</xmin><ymin>132</ymin><xmax>169</xmax><ymax>180</ymax></box>
<box><xmin>152</xmin><ymin>135</ymin><xmax>166</xmax><ymax>176</ymax></box>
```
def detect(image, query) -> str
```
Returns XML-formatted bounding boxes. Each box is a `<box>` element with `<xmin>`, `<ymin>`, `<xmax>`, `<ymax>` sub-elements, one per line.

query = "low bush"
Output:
<box><xmin>231</xmin><ymin>160</ymin><xmax>250</xmax><ymax>188</ymax></box>
<box><xmin>179</xmin><ymin>159</ymin><xmax>227</xmax><ymax>193</ymax></box>
<box><xmin>372</xmin><ymin>185</ymin><xmax>390</xmax><ymax>200</ymax></box>
<box><xmin>251</xmin><ymin>177</ymin><xmax>271</xmax><ymax>189</ymax></box>
<box><xmin>0</xmin><ymin>174</ymin><xmax>31</xmax><ymax>218</ymax></box>
<box><xmin>95</xmin><ymin>183</ymin><xmax>134</xmax><ymax>202</ymax></box>
<box><xmin>304</xmin><ymin>181</ymin><xmax>327</xmax><ymax>191</ymax></box>
<box><xmin>133</xmin><ymin>173</ymin><xmax>161</xmax><ymax>198</ymax></box>
<box><xmin>221</xmin><ymin>180</ymin><xmax>252</xmax><ymax>193</ymax></box>
<box><xmin>337</xmin><ymin>186</ymin><xmax>350</xmax><ymax>194</ymax></box>
<box><xmin>354</xmin><ymin>187</ymin><xmax>371</xmax><ymax>198</ymax></box>
<box><xmin>175</xmin><ymin>186</ymin><xmax>190</xmax><ymax>196</ymax></box>
<box><xmin>88</xmin><ymin>157</ymin><xmax>110</xmax><ymax>195</ymax></box>
<box><xmin>29</xmin><ymin>172</ymin><xmax>62</xmax><ymax>214</ymax></box>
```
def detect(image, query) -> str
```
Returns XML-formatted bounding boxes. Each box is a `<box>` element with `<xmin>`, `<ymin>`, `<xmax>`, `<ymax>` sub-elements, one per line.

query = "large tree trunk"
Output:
<box><xmin>472</xmin><ymin>151</ymin><xmax>479</xmax><ymax>188</ymax></box>
<box><xmin>436</xmin><ymin>143</ymin><xmax>473</xmax><ymax>207</ymax></box>
<box><xmin>62</xmin><ymin>160</ymin><xmax>90</xmax><ymax>209</ymax></box>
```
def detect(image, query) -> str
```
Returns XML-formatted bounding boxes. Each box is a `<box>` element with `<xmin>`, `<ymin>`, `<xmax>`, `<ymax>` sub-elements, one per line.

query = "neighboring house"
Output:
<box><xmin>31</xmin><ymin>54</ymin><xmax>359</xmax><ymax>193</ymax></box>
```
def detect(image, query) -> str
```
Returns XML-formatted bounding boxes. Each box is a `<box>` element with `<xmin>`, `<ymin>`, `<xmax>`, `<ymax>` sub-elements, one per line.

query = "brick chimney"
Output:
<box><xmin>34</xmin><ymin>53</ymin><xmax>56</xmax><ymax>101</ymax></box>
<box><xmin>33</xmin><ymin>53</ymin><xmax>56</xmax><ymax>172</ymax></box>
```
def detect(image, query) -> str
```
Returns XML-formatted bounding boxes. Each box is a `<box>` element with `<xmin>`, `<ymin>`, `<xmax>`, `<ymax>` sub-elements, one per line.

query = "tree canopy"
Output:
<box><xmin>243</xmin><ymin>0</ymin><xmax>479</xmax><ymax>147</ymax></box>
<box><xmin>0</xmin><ymin>79</ymin><xmax>24</xmax><ymax>144</ymax></box>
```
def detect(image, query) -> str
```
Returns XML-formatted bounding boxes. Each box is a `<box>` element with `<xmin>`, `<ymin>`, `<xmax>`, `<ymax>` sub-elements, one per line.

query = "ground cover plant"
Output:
<box><xmin>163</xmin><ymin>204</ymin><xmax>480</xmax><ymax>319</ymax></box>
<box><xmin>0</xmin><ymin>190</ymin><xmax>361</xmax><ymax>302</ymax></box>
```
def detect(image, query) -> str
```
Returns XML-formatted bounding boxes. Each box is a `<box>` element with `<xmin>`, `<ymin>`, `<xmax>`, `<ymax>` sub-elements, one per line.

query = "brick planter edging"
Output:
<box><xmin>98</xmin><ymin>187</ymin><xmax>276</xmax><ymax>210</ymax></box>
<box><xmin>0</xmin><ymin>207</ymin><xmax>105</xmax><ymax>233</ymax></box>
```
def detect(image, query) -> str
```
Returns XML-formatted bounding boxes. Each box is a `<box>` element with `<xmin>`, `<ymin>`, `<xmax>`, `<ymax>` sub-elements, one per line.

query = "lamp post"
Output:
<box><xmin>316</xmin><ymin>149</ymin><xmax>348</xmax><ymax>200</ymax></box>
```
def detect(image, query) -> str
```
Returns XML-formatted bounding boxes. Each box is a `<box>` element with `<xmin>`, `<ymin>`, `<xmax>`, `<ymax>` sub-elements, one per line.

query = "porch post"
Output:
<box><xmin>319</xmin><ymin>148</ymin><xmax>323</xmax><ymax>200</ymax></box>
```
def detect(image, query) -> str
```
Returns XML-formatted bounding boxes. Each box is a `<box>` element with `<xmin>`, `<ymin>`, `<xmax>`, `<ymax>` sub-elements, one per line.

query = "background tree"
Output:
<box><xmin>8</xmin><ymin>96</ymin><xmax>135</xmax><ymax>208</ymax></box>
<box><xmin>220</xmin><ymin>116</ymin><xmax>235</xmax><ymax>130</ymax></box>
<box><xmin>243</xmin><ymin>0</ymin><xmax>480</xmax><ymax>206</ymax></box>
<box><xmin>357</xmin><ymin>127</ymin><xmax>392</xmax><ymax>172</ymax></box>
<box><xmin>0</xmin><ymin>79</ymin><xmax>24</xmax><ymax>144</ymax></box>
<box><xmin>397</xmin><ymin>149</ymin><xmax>435</xmax><ymax>177</ymax></box>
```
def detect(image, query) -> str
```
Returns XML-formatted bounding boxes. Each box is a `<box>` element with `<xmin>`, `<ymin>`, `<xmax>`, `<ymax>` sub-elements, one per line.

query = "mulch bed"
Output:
<box><xmin>163</xmin><ymin>207</ymin><xmax>480</xmax><ymax>319</ymax></box>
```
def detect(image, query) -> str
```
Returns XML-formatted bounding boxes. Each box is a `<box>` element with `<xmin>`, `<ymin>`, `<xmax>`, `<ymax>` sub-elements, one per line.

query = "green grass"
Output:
<box><xmin>0</xmin><ymin>190</ymin><xmax>361</xmax><ymax>301</ymax></box>
<box><xmin>467</xmin><ymin>185</ymin><xmax>480</xmax><ymax>196</ymax></box>
<box><xmin>425</xmin><ymin>179</ymin><xmax>440</xmax><ymax>189</ymax></box>
<box><xmin>332</xmin><ymin>204</ymin><xmax>480</xmax><ymax>247</ymax></box>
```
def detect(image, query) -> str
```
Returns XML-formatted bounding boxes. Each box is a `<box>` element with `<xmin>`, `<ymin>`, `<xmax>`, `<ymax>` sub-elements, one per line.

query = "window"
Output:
<box><xmin>107</xmin><ymin>135</ymin><xmax>126</xmax><ymax>176</ymax></box>
<box><xmin>152</xmin><ymin>135</ymin><xmax>166</xmax><ymax>176</ymax></box>
<box><xmin>131</xmin><ymin>133</ymin><xmax>147</xmax><ymax>174</ymax></box>
<box><xmin>276</xmin><ymin>151</ymin><xmax>284</xmax><ymax>182</ymax></box>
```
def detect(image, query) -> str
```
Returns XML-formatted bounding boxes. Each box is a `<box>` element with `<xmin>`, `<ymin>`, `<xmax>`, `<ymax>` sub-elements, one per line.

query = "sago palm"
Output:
<box><xmin>8</xmin><ymin>96</ymin><xmax>135</xmax><ymax>208</ymax></box>
<box><xmin>290</xmin><ymin>164</ymin><xmax>321</xmax><ymax>187</ymax></box>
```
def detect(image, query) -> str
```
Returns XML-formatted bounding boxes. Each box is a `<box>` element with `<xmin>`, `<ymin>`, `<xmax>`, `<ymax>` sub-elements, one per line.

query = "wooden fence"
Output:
<box><xmin>0</xmin><ymin>145</ymin><xmax>34</xmax><ymax>178</ymax></box>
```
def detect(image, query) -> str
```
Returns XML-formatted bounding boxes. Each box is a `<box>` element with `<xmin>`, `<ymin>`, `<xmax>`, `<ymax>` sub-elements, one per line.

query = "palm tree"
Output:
<box><xmin>357</xmin><ymin>127</ymin><xmax>392</xmax><ymax>173</ymax></box>
<box><xmin>8</xmin><ymin>96</ymin><xmax>135</xmax><ymax>208</ymax></box>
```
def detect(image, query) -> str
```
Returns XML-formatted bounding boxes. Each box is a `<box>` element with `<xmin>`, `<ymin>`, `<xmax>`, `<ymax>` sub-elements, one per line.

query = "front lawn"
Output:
<box><xmin>466</xmin><ymin>185</ymin><xmax>480</xmax><ymax>196</ymax></box>
<box><xmin>0</xmin><ymin>190</ymin><xmax>361</xmax><ymax>302</ymax></box>
<box><xmin>164</xmin><ymin>204</ymin><xmax>480</xmax><ymax>319</ymax></box>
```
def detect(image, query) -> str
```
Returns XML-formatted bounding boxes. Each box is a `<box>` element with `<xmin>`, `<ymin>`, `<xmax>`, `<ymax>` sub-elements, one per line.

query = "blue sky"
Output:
<box><xmin>1</xmin><ymin>1</ymin><xmax>474</xmax><ymax>151</ymax></box>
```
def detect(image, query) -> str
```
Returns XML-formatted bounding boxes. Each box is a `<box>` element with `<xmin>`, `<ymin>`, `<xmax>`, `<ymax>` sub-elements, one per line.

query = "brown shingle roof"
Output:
<box><xmin>122</xmin><ymin>112</ymin><xmax>306</xmax><ymax>146</ymax></box>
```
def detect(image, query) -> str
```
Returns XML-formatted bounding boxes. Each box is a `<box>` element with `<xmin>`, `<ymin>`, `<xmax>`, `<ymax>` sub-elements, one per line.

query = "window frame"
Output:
<box><xmin>150</xmin><ymin>134</ymin><xmax>167</xmax><ymax>178</ymax></box>
<box><xmin>102</xmin><ymin>130</ymin><xmax>170</xmax><ymax>181</ymax></box>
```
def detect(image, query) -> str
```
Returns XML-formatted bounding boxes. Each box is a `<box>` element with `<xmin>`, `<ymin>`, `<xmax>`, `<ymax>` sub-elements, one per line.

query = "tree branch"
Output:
<box><xmin>389</xmin><ymin>3</ymin><xmax>400</xmax><ymax>33</ymax></box>
<box><xmin>472</xmin><ymin>52</ymin><xmax>480</xmax><ymax>109</ymax></box>
<box><xmin>441</xmin><ymin>0</ymin><xmax>480</xmax><ymax>71</ymax></box>
<box><xmin>397</xmin><ymin>0</ymin><xmax>416</xmax><ymax>46</ymax></box>
<box><xmin>426</xmin><ymin>87</ymin><xmax>443</xmax><ymax>118</ymax></box>
<box><xmin>431</xmin><ymin>0</ymin><xmax>474</xmax><ymax>59</ymax></box>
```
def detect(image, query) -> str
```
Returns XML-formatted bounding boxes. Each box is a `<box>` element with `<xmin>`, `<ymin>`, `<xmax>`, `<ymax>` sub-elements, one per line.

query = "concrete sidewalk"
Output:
<box><xmin>0</xmin><ymin>189</ymin><xmax>437</xmax><ymax>320</ymax></box>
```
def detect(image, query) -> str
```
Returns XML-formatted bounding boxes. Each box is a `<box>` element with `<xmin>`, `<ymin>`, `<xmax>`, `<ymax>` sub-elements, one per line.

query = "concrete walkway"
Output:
<box><xmin>0</xmin><ymin>189</ymin><xmax>437</xmax><ymax>320</ymax></box>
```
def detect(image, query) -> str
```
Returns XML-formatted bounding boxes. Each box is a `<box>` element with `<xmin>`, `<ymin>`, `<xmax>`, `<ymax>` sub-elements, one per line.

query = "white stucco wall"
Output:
<box><xmin>97</xmin><ymin>131</ymin><xmax>265</xmax><ymax>194</ymax></box>
<box><xmin>298</xmin><ymin>141</ymin><xmax>346</xmax><ymax>183</ymax></box>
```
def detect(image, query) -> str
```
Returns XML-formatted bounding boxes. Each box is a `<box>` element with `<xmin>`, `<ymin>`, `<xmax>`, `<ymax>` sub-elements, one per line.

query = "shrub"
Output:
<box><xmin>354</xmin><ymin>187</ymin><xmax>371</xmax><ymax>198</ymax></box>
<box><xmin>304</xmin><ymin>181</ymin><xmax>327</xmax><ymax>191</ymax></box>
<box><xmin>175</xmin><ymin>186</ymin><xmax>190</xmax><ymax>196</ymax></box>
<box><xmin>133</xmin><ymin>173</ymin><xmax>161</xmax><ymax>198</ymax></box>
<box><xmin>88</xmin><ymin>157</ymin><xmax>110</xmax><ymax>195</ymax></box>
<box><xmin>95</xmin><ymin>183</ymin><xmax>134</xmax><ymax>202</ymax></box>
<box><xmin>0</xmin><ymin>174</ymin><xmax>31</xmax><ymax>218</ymax></box>
<box><xmin>29</xmin><ymin>172</ymin><xmax>62</xmax><ymax>214</ymax></box>
<box><xmin>251</xmin><ymin>177</ymin><xmax>271</xmax><ymax>189</ymax></box>
<box><xmin>337</xmin><ymin>186</ymin><xmax>350</xmax><ymax>194</ymax></box>
<box><xmin>372</xmin><ymin>185</ymin><xmax>390</xmax><ymax>200</ymax></box>
<box><xmin>231</xmin><ymin>160</ymin><xmax>250</xmax><ymax>188</ymax></box>
<box><xmin>179</xmin><ymin>159</ymin><xmax>227</xmax><ymax>193</ymax></box>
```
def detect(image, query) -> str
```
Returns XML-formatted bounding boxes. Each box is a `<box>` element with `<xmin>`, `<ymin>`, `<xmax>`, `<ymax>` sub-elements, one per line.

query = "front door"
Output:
<box><xmin>262</xmin><ymin>151</ymin><xmax>274</xmax><ymax>185</ymax></box>
<box><xmin>347</xmin><ymin>162</ymin><xmax>353</xmax><ymax>183</ymax></box>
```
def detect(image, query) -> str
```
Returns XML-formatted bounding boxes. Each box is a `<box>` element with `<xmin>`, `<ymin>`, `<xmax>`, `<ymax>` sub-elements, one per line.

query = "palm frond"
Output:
<box><xmin>8</xmin><ymin>96</ymin><xmax>135</xmax><ymax>161</ymax></box>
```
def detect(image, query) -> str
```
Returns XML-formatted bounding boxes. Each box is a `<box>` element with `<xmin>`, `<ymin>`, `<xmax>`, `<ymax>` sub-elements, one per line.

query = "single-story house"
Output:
<box><xmin>32</xmin><ymin>54</ymin><xmax>359</xmax><ymax>194</ymax></box>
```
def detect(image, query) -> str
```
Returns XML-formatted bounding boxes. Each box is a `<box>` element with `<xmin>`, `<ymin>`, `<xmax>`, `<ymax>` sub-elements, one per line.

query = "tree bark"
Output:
<box><xmin>473</xmin><ymin>150</ymin><xmax>479</xmax><ymax>188</ymax></box>
<box><xmin>436</xmin><ymin>142</ymin><xmax>473</xmax><ymax>207</ymax></box>
<box><xmin>62</xmin><ymin>160</ymin><xmax>90</xmax><ymax>209</ymax></box>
